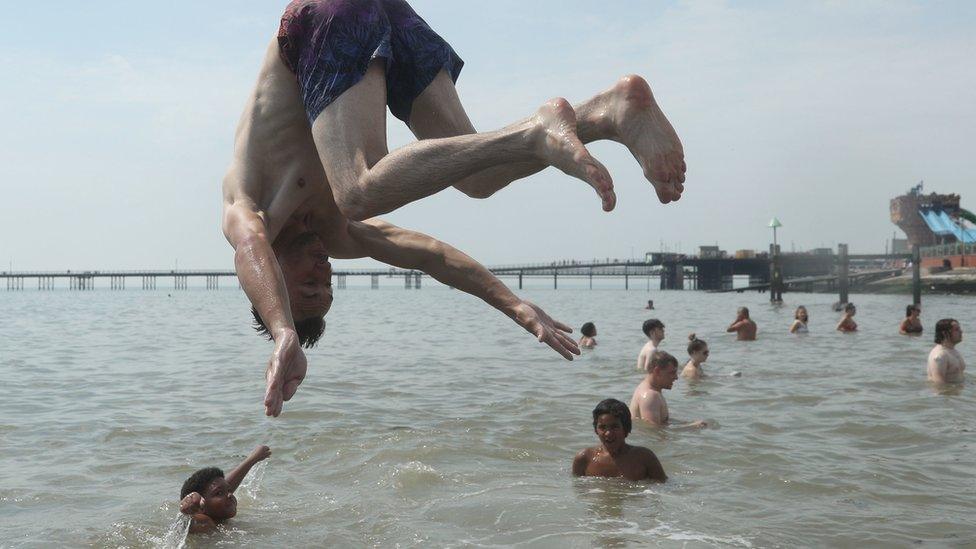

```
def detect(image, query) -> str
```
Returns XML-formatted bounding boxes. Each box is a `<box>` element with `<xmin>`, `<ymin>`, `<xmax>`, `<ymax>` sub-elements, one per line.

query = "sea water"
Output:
<box><xmin>1</xmin><ymin>285</ymin><xmax>974</xmax><ymax>547</ymax></box>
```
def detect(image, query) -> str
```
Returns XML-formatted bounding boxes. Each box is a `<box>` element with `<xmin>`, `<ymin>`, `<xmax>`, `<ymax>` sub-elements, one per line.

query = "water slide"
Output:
<box><xmin>919</xmin><ymin>209</ymin><xmax>976</xmax><ymax>243</ymax></box>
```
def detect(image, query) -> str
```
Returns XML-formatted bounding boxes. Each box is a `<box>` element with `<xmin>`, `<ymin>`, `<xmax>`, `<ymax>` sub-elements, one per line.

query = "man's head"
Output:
<box><xmin>844</xmin><ymin>303</ymin><xmax>856</xmax><ymax>315</ymax></box>
<box><xmin>737</xmin><ymin>307</ymin><xmax>750</xmax><ymax>320</ymax></box>
<box><xmin>906</xmin><ymin>304</ymin><xmax>921</xmax><ymax>318</ymax></box>
<box><xmin>642</xmin><ymin>319</ymin><xmax>665</xmax><ymax>341</ymax></box>
<box><xmin>581</xmin><ymin>322</ymin><xmax>597</xmax><ymax>338</ymax></box>
<box><xmin>591</xmin><ymin>398</ymin><xmax>631</xmax><ymax>452</ymax></box>
<box><xmin>252</xmin><ymin>223</ymin><xmax>332</xmax><ymax>347</ymax></box>
<box><xmin>935</xmin><ymin>318</ymin><xmax>962</xmax><ymax>345</ymax></box>
<box><xmin>180</xmin><ymin>467</ymin><xmax>237</xmax><ymax>520</ymax></box>
<box><xmin>649</xmin><ymin>351</ymin><xmax>679</xmax><ymax>390</ymax></box>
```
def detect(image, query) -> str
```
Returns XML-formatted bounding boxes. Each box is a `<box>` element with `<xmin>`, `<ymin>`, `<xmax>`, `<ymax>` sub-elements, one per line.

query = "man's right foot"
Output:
<box><xmin>532</xmin><ymin>98</ymin><xmax>616</xmax><ymax>211</ymax></box>
<box><xmin>592</xmin><ymin>75</ymin><xmax>687</xmax><ymax>204</ymax></box>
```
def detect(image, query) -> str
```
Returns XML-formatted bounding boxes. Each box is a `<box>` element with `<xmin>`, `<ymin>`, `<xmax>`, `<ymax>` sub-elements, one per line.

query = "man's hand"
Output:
<box><xmin>511</xmin><ymin>300</ymin><xmax>580</xmax><ymax>360</ymax></box>
<box><xmin>179</xmin><ymin>492</ymin><xmax>204</xmax><ymax>515</ymax></box>
<box><xmin>265</xmin><ymin>330</ymin><xmax>307</xmax><ymax>417</ymax></box>
<box><xmin>250</xmin><ymin>445</ymin><xmax>272</xmax><ymax>462</ymax></box>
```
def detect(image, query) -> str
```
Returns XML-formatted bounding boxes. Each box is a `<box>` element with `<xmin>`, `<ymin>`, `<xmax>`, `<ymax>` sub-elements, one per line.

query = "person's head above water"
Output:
<box><xmin>592</xmin><ymin>398</ymin><xmax>632</xmax><ymax>437</ymax></box>
<box><xmin>687</xmin><ymin>333</ymin><xmax>708</xmax><ymax>359</ymax></box>
<box><xmin>934</xmin><ymin>318</ymin><xmax>962</xmax><ymax>345</ymax></box>
<box><xmin>581</xmin><ymin>322</ymin><xmax>597</xmax><ymax>338</ymax></box>
<box><xmin>795</xmin><ymin>306</ymin><xmax>808</xmax><ymax>322</ymax></box>
<box><xmin>252</xmin><ymin>223</ymin><xmax>332</xmax><ymax>347</ymax></box>
<box><xmin>642</xmin><ymin>318</ymin><xmax>665</xmax><ymax>339</ymax></box>
<box><xmin>649</xmin><ymin>350</ymin><xmax>679</xmax><ymax>389</ymax></box>
<box><xmin>737</xmin><ymin>307</ymin><xmax>750</xmax><ymax>319</ymax></box>
<box><xmin>906</xmin><ymin>304</ymin><xmax>920</xmax><ymax>318</ymax></box>
<box><xmin>181</xmin><ymin>467</ymin><xmax>237</xmax><ymax>521</ymax></box>
<box><xmin>844</xmin><ymin>303</ymin><xmax>856</xmax><ymax>314</ymax></box>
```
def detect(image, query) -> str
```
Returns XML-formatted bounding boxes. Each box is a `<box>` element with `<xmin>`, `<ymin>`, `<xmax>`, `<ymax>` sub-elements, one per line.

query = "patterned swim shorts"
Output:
<box><xmin>278</xmin><ymin>0</ymin><xmax>464</xmax><ymax>123</ymax></box>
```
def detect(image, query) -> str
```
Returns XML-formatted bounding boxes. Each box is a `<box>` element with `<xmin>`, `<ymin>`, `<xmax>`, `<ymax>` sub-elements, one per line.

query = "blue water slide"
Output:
<box><xmin>919</xmin><ymin>210</ymin><xmax>953</xmax><ymax>236</ymax></box>
<box><xmin>920</xmin><ymin>209</ymin><xmax>976</xmax><ymax>243</ymax></box>
<box><xmin>934</xmin><ymin>210</ymin><xmax>976</xmax><ymax>243</ymax></box>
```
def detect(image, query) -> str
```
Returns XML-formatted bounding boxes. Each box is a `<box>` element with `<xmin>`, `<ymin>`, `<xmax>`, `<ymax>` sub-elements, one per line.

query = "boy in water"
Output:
<box><xmin>179</xmin><ymin>445</ymin><xmax>272</xmax><ymax>533</ymax></box>
<box><xmin>579</xmin><ymin>322</ymin><xmax>598</xmax><ymax>348</ymax></box>
<box><xmin>726</xmin><ymin>307</ymin><xmax>757</xmax><ymax>340</ymax></box>
<box><xmin>636</xmin><ymin>318</ymin><xmax>665</xmax><ymax>371</ymax></box>
<box><xmin>572</xmin><ymin>398</ymin><xmax>667</xmax><ymax>482</ymax></box>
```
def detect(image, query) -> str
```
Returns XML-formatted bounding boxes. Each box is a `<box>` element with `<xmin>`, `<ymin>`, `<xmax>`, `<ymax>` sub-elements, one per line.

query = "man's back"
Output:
<box><xmin>928</xmin><ymin>345</ymin><xmax>966</xmax><ymax>383</ymax></box>
<box><xmin>636</xmin><ymin>341</ymin><xmax>657</xmax><ymax>371</ymax></box>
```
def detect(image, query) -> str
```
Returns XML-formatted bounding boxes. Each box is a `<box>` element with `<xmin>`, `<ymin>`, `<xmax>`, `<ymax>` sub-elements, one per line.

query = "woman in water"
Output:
<box><xmin>836</xmin><ymin>303</ymin><xmax>858</xmax><ymax>333</ymax></box>
<box><xmin>789</xmin><ymin>306</ymin><xmax>809</xmax><ymax>334</ymax></box>
<box><xmin>899</xmin><ymin>304</ymin><xmax>923</xmax><ymax>335</ymax></box>
<box><xmin>681</xmin><ymin>334</ymin><xmax>709</xmax><ymax>380</ymax></box>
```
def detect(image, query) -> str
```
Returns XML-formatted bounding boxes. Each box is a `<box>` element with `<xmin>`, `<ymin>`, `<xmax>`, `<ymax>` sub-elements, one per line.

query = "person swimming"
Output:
<box><xmin>636</xmin><ymin>319</ymin><xmax>665</xmax><ymax>372</ymax></box>
<box><xmin>572</xmin><ymin>398</ymin><xmax>667</xmax><ymax>482</ymax></box>
<box><xmin>789</xmin><ymin>306</ymin><xmax>809</xmax><ymax>334</ymax></box>
<box><xmin>836</xmin><ymin>303</ymin><xmax>857</xmax><ymax>333</ymax></box>
<box><xmin>899</xmin><ymin>304</ymin><xmax>923</xmax><ymax>335</ymax></box>
<box><xmin>579</xmin><ymin>322</ymin><xmax>598</xmax><ymax>349</ymax></box>
<box><xmin>629</xmin><ymin>351</ymin><xmax>707</xmax><ymax>428</ymax></box>
<box><xmin>179</xmin><ymin>445</ymin><xmax>272</xmax><ymax>534</ymax></box>
<box><xmin>681</xmin><ymin>333</ymin><xmax>708</xmax><ymax>380</ymax></box>
<box><xmin>927</xmin><ymin>318</ymin><xmax>966</xmax><ymax>384</ymax></box>
<box><xmin>726</xmin><ymin>307</ymin><xmax>757</xmax><ymax>341</ymax></box>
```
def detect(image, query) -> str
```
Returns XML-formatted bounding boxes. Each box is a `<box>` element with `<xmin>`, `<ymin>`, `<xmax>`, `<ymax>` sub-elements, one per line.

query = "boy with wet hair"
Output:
<box><xmin>179</xmin><ymin>445</ymin><xmax>272</xmax><ymax>533</ymax></box>
<box><xmin>572</xmin><ymin>398</ymin><xmax>667</xmax><ymax>481</ymax></box>
<box><xmin>579</xmin><ymin>322</ymin><xmax>598</xmax><ymax>348</ymax></box>
<box><xmin>636</xmin><ymin>318</ymin><xmax>665</xmax><ymax>371</ymax></box>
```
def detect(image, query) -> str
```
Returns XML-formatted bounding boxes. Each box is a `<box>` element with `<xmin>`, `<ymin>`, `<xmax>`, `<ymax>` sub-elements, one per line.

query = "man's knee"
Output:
<box><xmin>332</xmin><ymin>180</ymin><xmax>373</xmax><ymax>221</ymax></box>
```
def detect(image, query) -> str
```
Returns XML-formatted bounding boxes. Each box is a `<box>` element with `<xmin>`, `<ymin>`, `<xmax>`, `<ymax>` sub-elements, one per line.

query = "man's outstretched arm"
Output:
<box><xmin>222</xmin><ymin>202</ymin><xmax>305</xmax><ymax>417</ymax></box>
<box><xmin>335</xmin><ymin>219</ymin><xmax>580</xmax><ymax>360</ymax></box>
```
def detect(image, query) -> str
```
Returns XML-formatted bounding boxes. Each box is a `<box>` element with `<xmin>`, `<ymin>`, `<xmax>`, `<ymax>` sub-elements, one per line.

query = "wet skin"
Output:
<box><xmin>572</xmin><ymin>413</ymin><xmax>667</xmax><ymax>482</ymax></box>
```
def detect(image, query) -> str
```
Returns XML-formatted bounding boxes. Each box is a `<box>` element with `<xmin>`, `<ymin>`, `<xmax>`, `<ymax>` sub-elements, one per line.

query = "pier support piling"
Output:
<box><xmin>912</xmin><ymin>244</ymin><xmax>921</xmax><ymax>305</ymax></box>
<box><xmin>371</xmin><ymin>274</ymin><xmax>379</xmax><ymax>289</ymax></box>
<box><xmin>337</xmin><ymin>274</ymin><xmax>346</xmax><ymax>289</ymax></box>
<box><xmin>414</xmin><ymin>272</ymin><xmax>421</xmax><ymax>289</ymax></box>
<box><xmin>838</xmin><ymin>243</ymin><xmax>849</xmax><ymax>305</ymax></box>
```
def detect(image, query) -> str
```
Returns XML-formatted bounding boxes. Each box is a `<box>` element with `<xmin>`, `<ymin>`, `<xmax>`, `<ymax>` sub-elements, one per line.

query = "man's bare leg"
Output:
<box><xmin>409</xmin><ymin>73</ymin><xmax>687</xmax><ymax>204</ymax></box>
<box><xmin>310</xmin><ymin>60</ymin><xmax>614</xmax><ymax>221</ymax></box>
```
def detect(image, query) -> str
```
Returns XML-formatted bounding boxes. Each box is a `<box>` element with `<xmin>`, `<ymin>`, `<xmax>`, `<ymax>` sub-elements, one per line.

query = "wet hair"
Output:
<box><xmin>650</xmin><ymin>350</ymin><xmax>678</xmax><ymax>370</ymax></box>
<box><xmin>844</xmin><ymin>303</ymin><xmax>856</xmax><ymax>313</ymax></box>
<box><xmin>181</xmin><ymin>467</ymin><xmax>224</xmax><ymax>499</ymax></box>
<box><xmin>687</xmin><ymin>333</ymin><xmax>708</xmax><ymax>355</ymax></box>
<box><xmin>591</xmin><ymin>398</ymin><xmax>632</xmax><ymax>435</ymax></box>
<box><xmin>252</xmin><ymin>306</ymin><xmax>325</xmax><ymax>348</ymax></box>
<box><xmin>906</xmin><ymin>304</ymin><xmax>919</xmax><ymax>317</ymax></box>
<box><xmin>795</xmin><ymin>306</ymin><xmax>808</xmax><ymax>321</ymax></box>
<box><xmin>738</xmin><ymin>307</ymin><xmax>750</xmax><ymax>318</ymax></box>
<box><xmin>642</xmin><ymin>318</ymin><xmax>664</xmax><ymax>337</ymax></box>
<box><xmin>581</xmin><ymin>322</ymin><xmax>596</xmax><ymax>337</ymax></box>
<box><xmin>934</xmin><ymin>318</ymin><xmax>957</xmax><ymax>344</ymax></box>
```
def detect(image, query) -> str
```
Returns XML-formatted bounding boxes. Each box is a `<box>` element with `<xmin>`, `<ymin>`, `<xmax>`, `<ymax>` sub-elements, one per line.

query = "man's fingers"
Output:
<box><xmin>553</xmin><ymin>320</ymin><xmax>573</xmax><ymax>333</ymax></box>
<box><xmin>542</xmin><ymin>331</ymin><xmax>573</xmax><ymax>360</ymax></box>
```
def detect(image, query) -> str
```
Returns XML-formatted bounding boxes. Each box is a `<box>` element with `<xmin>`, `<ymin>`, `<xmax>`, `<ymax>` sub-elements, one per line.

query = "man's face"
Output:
<box><xmin>950</xmin><ymin>322</ymin><xmax>963</xmax><ymax>344</ymax></box>
<box><xmin>594</xmin><ymin>413</ymin><xmax>627</xmax><ymax>452</ymax></box>
<box><xmin>652</xmin><ymin>363</ymin><xmax>678</xmax><ymax>389</ymax></box>
<box><xmin>201</xmin><ymin>477</ymin><xmax>237</xmax><ymax>520</ymax></box>
<box><xmin>911</xmin><ymin>307</ymin><xmax>921</xmax><ymax>318</ymax></box>
<box><xmin>653</xmin><ymin>327</ymin><xmax>665</xmax><ymax>341</ymax></box>
<box><xmin>274</xmin><ymin>228</ymin><xmax>333</xmax><ymax>322</ymax></box>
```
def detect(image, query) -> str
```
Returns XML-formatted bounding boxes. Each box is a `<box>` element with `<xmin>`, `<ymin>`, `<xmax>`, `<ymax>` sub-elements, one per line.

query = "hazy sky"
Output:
<box><xmin>1</xmin><ymin>0</ymin><xmax>974</xmax><ymax>271</ymax></box>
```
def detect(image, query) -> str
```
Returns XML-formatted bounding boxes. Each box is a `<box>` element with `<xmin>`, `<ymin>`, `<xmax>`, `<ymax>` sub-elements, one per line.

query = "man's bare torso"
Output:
<box><xmin>222</xmin><ymin>39</ymin><xmax>343</xmax><ymax>244</ymax></box>
<box><xmin>928</xmin><ymin>345</ymin><xmax>967</xmax><ymax>383</ymax></box>
<box><xmin>629</xmin><ymin>380</ymin><xmax>667</xmax><ymax>425</ymax></box>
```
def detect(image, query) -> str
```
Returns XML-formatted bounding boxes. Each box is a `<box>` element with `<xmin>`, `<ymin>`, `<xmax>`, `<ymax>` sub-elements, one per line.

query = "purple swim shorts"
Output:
<box><xmin>278</xmin><ymin>0</ymin><xmax>464</xmax><ymax>123</ymax></box>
